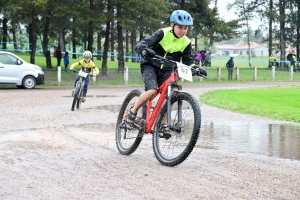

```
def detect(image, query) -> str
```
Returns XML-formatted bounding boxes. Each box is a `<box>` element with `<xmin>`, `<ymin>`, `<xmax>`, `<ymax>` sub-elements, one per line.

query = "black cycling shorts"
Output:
<box><xmin>142</xmin><ymin>65</ymin><xmax>172</xmax><ymax>91</ymax></box>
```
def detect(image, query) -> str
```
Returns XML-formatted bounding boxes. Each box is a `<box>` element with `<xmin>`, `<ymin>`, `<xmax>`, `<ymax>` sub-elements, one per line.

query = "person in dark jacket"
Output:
<box><xmin>55</xmin><ymin>46</ymin><xmax>62</xmax><ymax>67</ymax></box>
<box><xmin>226</xmin><ymin>57</ymin><xmax>234</xmax><ymax>80</ymax></box>
<box><xmin>124</xmin><ymin>10</ymin><xmax>207</xmax><ymax>137</ymax></box>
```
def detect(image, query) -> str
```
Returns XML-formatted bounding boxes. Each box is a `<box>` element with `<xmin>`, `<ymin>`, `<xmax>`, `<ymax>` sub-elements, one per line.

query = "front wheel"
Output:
<box><xmin>153</xmin><ymin>92</ymin><xmax>201</xmax><ymax>167</ymax></box>
<box><xmin>71</xmin><ymin>82</ymin><xmax>81</xmax><ymax>111</ymax></box>
<box><xmin>115</xmin><ymin>90</ymin><xmax>145</xmax><ymax>155</ymax></box>
<box><xmin>76</xmin><ymin>82</ymin><xmax>85</xmax><ymax>109</ymax></box>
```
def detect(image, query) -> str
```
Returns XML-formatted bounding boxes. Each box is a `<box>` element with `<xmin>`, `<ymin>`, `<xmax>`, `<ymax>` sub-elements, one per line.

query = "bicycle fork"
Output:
<box><xmin>166</xmin><ymin>86</ymin><xmax>183</xmax><ymax>133</ymax></box>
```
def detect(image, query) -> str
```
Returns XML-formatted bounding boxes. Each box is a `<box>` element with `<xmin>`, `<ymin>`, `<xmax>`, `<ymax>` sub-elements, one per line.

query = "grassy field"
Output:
<box><xmin>200</xmin><ymin>86</ymin><xmax>300</xmax><ymax>122</ymax></box>
<box><xmin>12</xmin><ymin>52</ymin><xmax>293</xmax><ymax>69</ymax></box>
<box><xmin>11</xmin><ymin>52</ymin><xmax>300</xmax><ymax>85</ymax></box>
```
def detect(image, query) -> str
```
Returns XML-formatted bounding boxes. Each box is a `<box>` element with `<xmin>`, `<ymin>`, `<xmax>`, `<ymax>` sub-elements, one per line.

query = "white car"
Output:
<box><xmin>0</xmin><ymin>51</ymin><xmax>44</xmax><ymax>89</ymax></box>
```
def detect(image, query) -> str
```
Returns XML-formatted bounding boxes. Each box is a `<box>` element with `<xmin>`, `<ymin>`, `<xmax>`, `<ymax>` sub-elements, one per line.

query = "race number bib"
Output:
<box><xmin>177</xmin><ymin>62</ymin><xmax>193</xmax><ymax>82</ymax></box>
<box><xmin>78</xmin><ymin>71</ymin><xmax>88</xmax><ymax>78</ymax></box>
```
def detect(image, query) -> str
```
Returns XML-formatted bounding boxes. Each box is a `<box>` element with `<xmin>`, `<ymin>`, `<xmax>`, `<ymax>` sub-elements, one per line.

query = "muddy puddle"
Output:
<box><xmin>95</xmin><ymin>104</ymin><xmax>300</xmax><ymax>161</ymax></box>
<box><xmin>198</xmin><ymin>122</ymin><xmax>300</xmax><ymax>161</ymax></box>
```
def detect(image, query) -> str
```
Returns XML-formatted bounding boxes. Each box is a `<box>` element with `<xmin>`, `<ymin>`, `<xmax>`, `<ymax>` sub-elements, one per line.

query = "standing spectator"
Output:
<box><xmin>64</xmin><ymin>51</ymin><xmax>70</xmax><ymax>72</ymax></box>
<box><xmin>226</xmin><ymin>57</ymin><xmax>234</xmax><ymax>80</ymax></box>
<box><xmin>206</xmin><ymin>51</ymin><xmax>212</xmax><ymax>67</ymax></box>
<box><xmin>292</xmin><ymin>54</ymin><xmax>297</xmax><ymax>68</ymax></box>
<box><xmin>55</xmin><ymin>46</ymin><xmax>62</xmax><ymax>67</ymax></box>
<box><xmin>269</xmin><ymin>54</ymin><xmax>275</xmax><ymax>68</ymax></box>
<box><xmin>195</xmin><ymin>51</ymin><xmax>202</xmax><ymax>65</ymax></box>
<box><xmin>201</xmin><ymin>51</ymin><xmax>207</xmax><ymax>66</ymax></box>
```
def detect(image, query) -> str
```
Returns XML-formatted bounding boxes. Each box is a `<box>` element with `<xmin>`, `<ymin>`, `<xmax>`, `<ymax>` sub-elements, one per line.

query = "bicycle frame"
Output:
<box><xmin>144</xmin><ymin>70</ymin><xmax>179</xmax><ymax>134</ymax></box>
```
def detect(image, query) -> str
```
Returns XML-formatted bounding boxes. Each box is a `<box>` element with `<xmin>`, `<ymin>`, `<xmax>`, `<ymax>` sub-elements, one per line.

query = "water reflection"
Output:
<box><xmin>198</xmin><ymin>121</ymin><xmax>300</xmax><ymax>161</ymax></box>
<box><xmin>96</xmin><ymin>104</ymin><xmax>300</xmax><ymax>161</ymax></box>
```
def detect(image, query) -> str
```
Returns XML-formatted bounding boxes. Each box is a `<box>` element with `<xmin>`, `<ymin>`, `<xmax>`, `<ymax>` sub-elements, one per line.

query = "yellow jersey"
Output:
<box><xmin>70</xmin><ymin>59</ymin><xmax>99</xmax><ymax>75</ymax></box>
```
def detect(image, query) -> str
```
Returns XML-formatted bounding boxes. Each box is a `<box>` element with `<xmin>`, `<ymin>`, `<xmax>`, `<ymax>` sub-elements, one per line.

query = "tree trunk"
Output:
<box><xmin>101</xmin><ymin>0</ymin><xmax>112</xmax><ymax>76</ymax></box>
<box><xmin>117</xmin><ymin>3</ymin><xmax>124</xmax><ymax>71</ymax></box>
<box><xmin>194</xmin><ymin>37</ymin><xmax>198</xmax><ymax>52</ymax></box>
<box><xmin>30</xmin><ymin>8</ymin><xmax>37</xmax><ymax>64</ymax></box>
<box><xmin>297</xmin><ymin>1</ymin><xmax>300</xmax><ymax>57</ymax></box>
<box><xmin>97</xmin><ymin>32</ymin><xmax>101</xmax><ymax>60</ymax></box>
<box><xmin>2</xmin><ymin>18</ymin><xmax>8</xmax><ymax>50</ymax></box>
<box><xmin>87</xmin><ymin>20</ymin><xmax>93</xmax><ymax>52</ymax></box>
<box><xmin>268</xmin><ymin>0</ymin><xmax>273</xmax><ymax>56</ymax></box>
<box><xmin>72</xmin><ymin>18</ymin><xmax>77</xmax><ymax>59</ymax></box>
<box><xmin>42</xmin><ymin>11</ymin><xmax>52</xmax><ymax>69</ymax></box>
<box><xmin>12</xmin><ymin>25</ymin><xmax>17</xmax><ymax>50</ymax></box>
<box><xmin>131</xmin><ymin>30</ymin><xmax>137</xmax><ymax>63</ymax></box>
<box><xmin>88</xmin><ymin>0</ymin><xmax>94</xmax><ymax>52</ymax></box>
<box><xmin>246</xmin><ymin>20</ymin><xmax>251</xmax><ymax>68</ymax></box>
<box><xmin>125</xmin><ymin>30</ymin><xmax>129</xmax><ymax>62</ymax></box>
<box><xmin>28</xmin><ymin>23</ymin><xmax>32</xmax><ymax>55</ymax></box>
<box><xmin>279</xmin><ymin>0</ymin><xmax>286</xmax><ymax>70</ymax></box>
<box><xmin>59</xmin><ymin>31</ymin><xmax>64</xmax><ymax>51</ymax></box>
<box><xmin>110</xmin><ymin>20</ymin><xmax>115</xmax><ymax>61</ymax></box>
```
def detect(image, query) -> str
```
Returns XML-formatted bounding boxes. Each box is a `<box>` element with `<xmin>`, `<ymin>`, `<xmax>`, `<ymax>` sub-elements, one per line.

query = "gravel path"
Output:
<box><xmin>0</xmin><ymin>81</ymin><xmax>300</xmax><ymax>199</ymax></box>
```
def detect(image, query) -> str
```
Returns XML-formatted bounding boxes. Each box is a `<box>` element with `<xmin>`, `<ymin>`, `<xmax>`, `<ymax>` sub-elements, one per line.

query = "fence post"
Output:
<box><xmin>57</xmin><ymin>66</ymin><xmax>61</xmax><ymax>86</ymax></box>
<box><xmin>236</xmin><ymin>66</ymin><xmax>239</xmax><ymax>81</ymax></box>
<box><xmin>218</xmin><ymin>67</ymin><xmax>221</xmax><ymax>81</ymax></box>
<box><xmin>290</xmin><ymin>66</ymin><xmax>294</xmax><ymax>81</ymax></box>
<box><xmin>253</xmin><ymin>66</ymin><xmax>257</xmax><ymax>81</ymax></box>
<box><xmin>124</xmin><ymin>66</ymin><xmax>128</xmax><ymax>85</ymax></box>
<box><xmin>92</xmin><ymin>76</ymin><xmax>96</xmax><ymax>85</ymax></box>
<box><xmin>272</xmin><ymin>66</ymin><xmax>276</xmax><ymax>81</ymax></box>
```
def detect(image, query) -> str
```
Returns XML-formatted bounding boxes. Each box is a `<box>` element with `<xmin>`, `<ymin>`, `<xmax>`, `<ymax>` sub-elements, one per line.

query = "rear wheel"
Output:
<box><xmin>115</xmin><ymin>90</ymin><xmax>145</xmax><ymax>155</ymax></box>
<box><xmin>71</xmin><ymin>82</ymin><xmax>81</xmax><ymax>111</ymax></box>
<box><xmin>153</xmin><ymin>92</ymin><xmax>201</xmax><ymax>167</ymax></box>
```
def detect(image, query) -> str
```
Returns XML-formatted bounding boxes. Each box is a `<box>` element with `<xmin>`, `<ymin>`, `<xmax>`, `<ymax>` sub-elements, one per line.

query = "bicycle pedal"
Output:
<box><xmin>119</xmin><ymin>122</ymin><xmax>126</xmax><ymax>129</ymax></box>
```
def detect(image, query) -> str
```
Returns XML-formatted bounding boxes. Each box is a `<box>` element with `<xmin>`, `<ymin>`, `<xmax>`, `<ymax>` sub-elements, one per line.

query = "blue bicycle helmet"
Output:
<box><xmin>170</xmin><ymin>10</ymin><xmax>193</xmax><ymax>26</ymax></box>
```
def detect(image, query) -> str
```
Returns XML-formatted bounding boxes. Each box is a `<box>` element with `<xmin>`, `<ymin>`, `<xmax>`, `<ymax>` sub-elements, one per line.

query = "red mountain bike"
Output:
<box><xmin>115</xmin><ymin>55</ymin><xmax>205</xmax><ymax>167</ymax></box>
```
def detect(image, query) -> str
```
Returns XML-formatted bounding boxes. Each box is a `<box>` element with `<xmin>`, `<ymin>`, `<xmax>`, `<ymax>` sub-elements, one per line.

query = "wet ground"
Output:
<box><xmin>95</xmin><ymin>103</ymin><xmax>300</xmax><ymax>161</ymax></box>
<box><xmin>1</xmin><ymin>82</ymin><xmax>300</xmax><ymax>199</ymax></box>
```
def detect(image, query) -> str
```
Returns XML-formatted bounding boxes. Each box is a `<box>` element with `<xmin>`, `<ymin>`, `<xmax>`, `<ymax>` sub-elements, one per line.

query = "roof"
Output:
<box><xmin>216</xmin><ymin>41</ymin><xmax>266</xmax><ymax>50</ymax></box>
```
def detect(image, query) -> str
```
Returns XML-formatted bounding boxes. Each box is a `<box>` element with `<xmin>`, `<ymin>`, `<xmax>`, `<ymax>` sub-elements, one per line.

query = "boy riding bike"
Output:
<box><xmin>125</xmin><ymin>10</ymin><xmax>207</xmax><ymax>137</ymax></box>
<box><xmin>70</xmin><ymin>50</ymin><xmax>99</xmax><ymax>102</ymax></box>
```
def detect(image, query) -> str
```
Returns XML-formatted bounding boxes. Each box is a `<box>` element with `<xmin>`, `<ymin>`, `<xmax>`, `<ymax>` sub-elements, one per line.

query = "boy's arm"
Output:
<box><xmin>93</xmin><ymin>66</ymin><xmax>100</xmax><ymax>75</ymax></box>
<box><xmin>69</xmin><ymin>61</ymin><xmax>81</xmax><ymax>70</ymax></box>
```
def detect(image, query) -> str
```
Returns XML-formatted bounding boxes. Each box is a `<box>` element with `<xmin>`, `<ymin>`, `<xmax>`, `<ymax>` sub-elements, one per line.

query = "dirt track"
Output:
<box><xmin>1</xmin><ymin>82</ymin><xmax>300</xmax><ymax>199</ymax></box>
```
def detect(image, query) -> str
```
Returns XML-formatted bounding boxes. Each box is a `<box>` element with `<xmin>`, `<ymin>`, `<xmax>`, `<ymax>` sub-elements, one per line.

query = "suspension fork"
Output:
<box><xmin>167</xmin><ymin>83</ymin><xmax>182</xmax><ymax>126</ymax></box>
<box><xmin>76</xmin><ymin>77</ymin><xmax>85</xmax><ymax>98</ymax></box>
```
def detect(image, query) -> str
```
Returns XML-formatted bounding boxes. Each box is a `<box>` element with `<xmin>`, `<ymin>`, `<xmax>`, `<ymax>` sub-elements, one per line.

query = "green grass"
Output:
<box><xmin>4</xmin><ymin>51</ymin><xmax>299</xmax><ymax>86</ymax></box>
<box><xmin>200</xmin><ymin>86</ymin><xmax>300</xmax><ymax>122</ymax></box>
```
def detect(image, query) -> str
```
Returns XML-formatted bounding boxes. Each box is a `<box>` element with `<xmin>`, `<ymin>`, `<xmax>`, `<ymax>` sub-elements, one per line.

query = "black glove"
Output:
<box><xmin>141</xmin><ymin>48</ymin><xmax>155</xmax><ymax>58</ymax></box>
<box><xmin>192</xmin><ymin>66</ymin><xmax>207</xmax><ymax>77</ymax></box>
<box><xmin>199</xmin><ymin>68</ymin><xmax>207</xmax><ymax>77</ymax></box>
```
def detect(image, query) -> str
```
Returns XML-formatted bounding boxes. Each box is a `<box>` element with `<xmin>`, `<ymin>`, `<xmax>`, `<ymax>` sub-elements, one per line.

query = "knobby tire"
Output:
<box><xmin>152</xmin><ymin>92</ymin><xmax>201</xmax><ymax>167</ymax></box>
<box><xmin>71</xmin><ymin>82</ymin><xmax>82</xmax><ymax>111</ymax></box>
<box><xmin>76</xmin><ymin>82</ymin><xmax>84</xmax><ymax>109</ymax></box>
<box><xmin>115</xmin><ymin>90</ymin><xmax>145</xmax><ymax>155</ymax></box>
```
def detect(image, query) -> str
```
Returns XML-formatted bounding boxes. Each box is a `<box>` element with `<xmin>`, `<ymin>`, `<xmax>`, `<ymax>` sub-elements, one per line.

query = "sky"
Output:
<box><xmin>212</xmin><ymin>0</ymin><xmax>260</xmax><ymax>30</ymax></box>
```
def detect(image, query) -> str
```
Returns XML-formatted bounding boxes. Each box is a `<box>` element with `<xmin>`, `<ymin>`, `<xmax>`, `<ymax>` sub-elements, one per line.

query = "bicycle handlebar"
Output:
<box><xmin>152</xmin><ymin>55</ymin><xmax>207</xmax><ymax>79</ymax></box>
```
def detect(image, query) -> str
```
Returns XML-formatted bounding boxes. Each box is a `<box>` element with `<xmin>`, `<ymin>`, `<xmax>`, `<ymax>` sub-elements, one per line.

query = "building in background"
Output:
<box><xmin>216</xmin><ymin>41</ymin><xmax>269</xmax><ymax>57</ymax></box>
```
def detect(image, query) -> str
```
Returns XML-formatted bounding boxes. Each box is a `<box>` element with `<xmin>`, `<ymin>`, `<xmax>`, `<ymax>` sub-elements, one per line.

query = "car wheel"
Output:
<box><xmin>22</xmin><ymin>76</ymin><xmax>36</xmax><ymax>89</ymax></box>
